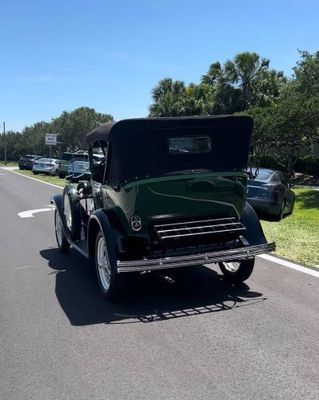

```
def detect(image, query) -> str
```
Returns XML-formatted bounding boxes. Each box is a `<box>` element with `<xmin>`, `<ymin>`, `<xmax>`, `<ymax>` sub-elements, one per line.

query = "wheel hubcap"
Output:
<box><xmin>97</xmin><ymin>236</ymin><xmax>111</xmax><ymax>291</ymax></box>
<box><xmin>222</xmin><ymin>262</ymin><xmax>240</xmax><ymax>273</ymax></box>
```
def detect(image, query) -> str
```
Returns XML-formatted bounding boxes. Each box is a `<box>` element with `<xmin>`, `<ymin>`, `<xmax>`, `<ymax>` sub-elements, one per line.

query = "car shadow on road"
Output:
<box><xmin>40</xmin><ymin>248</ymin><xmax>266</xmax><ymax>326</ymax></box>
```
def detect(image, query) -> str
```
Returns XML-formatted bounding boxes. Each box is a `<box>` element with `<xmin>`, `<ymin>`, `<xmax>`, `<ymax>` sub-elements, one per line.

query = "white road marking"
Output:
<box><xmin>8</xmin><ymin>169</ymin><xmax>63</xmax><ymax>189</ymax></box>
<box><xmin>259</xmin><ymin>254</ymin><xmax>319</xmax><ymax>278</ymax></box>
<box><xmin>16</xmin><ymin>265</ymin><xmax>35</xmax><ymax>270</ymax></box>
<box><xmin>18</xmin><ymin>207</ymin><xmax>54</xmax><ymax>218</ymax></box>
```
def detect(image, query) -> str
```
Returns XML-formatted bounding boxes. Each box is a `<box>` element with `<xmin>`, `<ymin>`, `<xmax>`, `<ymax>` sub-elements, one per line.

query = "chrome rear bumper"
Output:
<box><xmin>117</xmin><ymin>242</ymin><xmax>276</xmax><ymax>273</ymax></box>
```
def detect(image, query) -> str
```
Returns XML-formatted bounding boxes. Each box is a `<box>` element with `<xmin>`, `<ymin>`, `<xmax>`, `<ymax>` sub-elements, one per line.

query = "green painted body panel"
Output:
<box><xmin>103</xmin><ymin>172</ymin><xmax>248</xmax><ymax>233</ymax></box>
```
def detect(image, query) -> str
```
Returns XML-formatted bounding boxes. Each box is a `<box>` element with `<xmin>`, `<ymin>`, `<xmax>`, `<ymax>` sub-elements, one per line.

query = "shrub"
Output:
<box><xmin>249</xmin><ymin>154</ymin><xmax>285</xmax><ymax>171</ymax></box>
<box><xmin>295</xmin><ymin>156</ymin><xmax>319</xmax><ymax>176</ymax></box>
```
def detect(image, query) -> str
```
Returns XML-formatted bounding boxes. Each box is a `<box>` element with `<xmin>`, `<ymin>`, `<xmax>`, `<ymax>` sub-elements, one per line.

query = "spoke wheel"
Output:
<box><xmin>64</xmin><ymin>194</ymin><xmax>73</xmax><ymax>232</ymax></box>
<box><xmin>94</xmin><ymin>230</ymin><xmax>124</xmax><ymax>300</ymax></box>
<box><xmin>54</xmin><ymin>209</ymin><xmax>70</xmax><ymax>253</ymax></box>
<box><xmin>219</xmin><ymin>258</ymin><xmax>255</xmax><ymax>283</ymax></box>
<box><xmin>96</xmin><ymin>234</ymin><xmax>111</xmax><ymax>292</ymax></box>
<box><xmin>63</xmin><ymin>192</ymin><xmax>81</xmax><ymax>240</ymax></box>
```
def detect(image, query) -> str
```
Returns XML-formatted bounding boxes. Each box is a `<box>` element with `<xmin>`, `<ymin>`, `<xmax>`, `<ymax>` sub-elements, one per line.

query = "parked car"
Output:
<box><xmin>68</xmin><ymin>160</ymin><xmax>90</xmax><ymax>178</ymax></box>
<box><xmin>247</xmin><ymin>168</ymin><xmax>295</xmax><ymax>220</ymax></box>
<box><xmin>32</xmin><ymin>158</ymin><xmax>60</xmax><ymax>175</ymax></box>
<box><xmin>18</xmin><ymin>154</ymin><xmax>42</xmax><ymax>170</ymax></box>
<box><xmin>58</xmin><ymin>152</ymin><xmax>89</xmax><ymax>178</ymax></box>
<box><xmin>58</xmin><ymin>152</ymin><xmax>75</xmax><ymax>178</ymax></box>
<box><xmin>52</xmin><ymin>116</ymin><xmax>275</xmax><ymax>299</ymax></box>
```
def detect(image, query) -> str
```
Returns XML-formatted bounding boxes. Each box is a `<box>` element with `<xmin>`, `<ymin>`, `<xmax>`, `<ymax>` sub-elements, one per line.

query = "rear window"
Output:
<box><xmin>74</xmin><ymin>155</ymin><xmax>88</xmax><ymax>161</ymax></box>
<box><xmin>62</xmin><ymin>153</ymin><xmax>74</xmax><ymax>161</ymax></box>
<box><xmin>169</xmin><ymin>136</ymin><xmax>212</xmax><ymax>155</ymax></box>
<box><xmin>23</xmin><ymin>155</ymin><xmax>40</xmax><ymax>159</ymax></box>
<box><xmin>254</xmin><ymin>169</ymin><xmax>273</xmax><ymax>182</ymax></box>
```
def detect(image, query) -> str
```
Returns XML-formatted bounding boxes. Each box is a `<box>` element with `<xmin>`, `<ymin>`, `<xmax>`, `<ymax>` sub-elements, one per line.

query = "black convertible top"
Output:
<box><xmin>85</xmin><ymin>115</ymin><xmax>252</xmax><ymax>145</ymax></box>
<box><xmin>85</xmin><ymin>116</ymin><xmax>253</xmax><ymax>186</ymax></box>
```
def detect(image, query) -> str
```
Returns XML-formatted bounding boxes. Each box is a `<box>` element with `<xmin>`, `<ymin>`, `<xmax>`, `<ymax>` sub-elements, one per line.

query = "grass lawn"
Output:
<box><xmin>14</xmin><ymin>169</ymin><xmax>65</xmax><ymax>187</ymax></box>
<box><xmin>261</xmin><ymin>188</ymin><xmax>319</xmax><ymax>268</ymax></box>
<box><xmin>0</xmin><ymin>161</ymin><xmax>18</xmax><ymax>167</ymax></box>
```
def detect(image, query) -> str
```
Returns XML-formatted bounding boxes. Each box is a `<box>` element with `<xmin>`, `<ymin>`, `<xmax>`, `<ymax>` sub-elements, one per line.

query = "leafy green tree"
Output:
<box><xmin>293</xmin><ymin>50</ymin><xmax>319</xmax><ymax>97</ymax></box>
<box><xmin>245</xmin><ymin>82</ymin><xmax>319</xmax><ymax>175</ymax></box>
<box><xmin>21</xmin><ymin>121</ymin><xmax>52</xmax><ymax>156</ymax></box>
<box><xmin>1</xmin><ymin>107</ymin><xmax>113</xmax><ymax>161</ymax></box>
<box><xmin>0</xmin><ymin>131</ymin><xmax>23</xmax><ymax>161</ymax></box>
<box><xmin>51</xmin><ymin>107</ymin><xmax>113</xmax><ymax>151</ymax></box>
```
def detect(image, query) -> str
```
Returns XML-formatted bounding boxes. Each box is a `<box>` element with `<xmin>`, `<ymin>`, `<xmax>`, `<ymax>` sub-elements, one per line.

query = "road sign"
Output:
<box><xmin>45</xmin><ymin>133</ymin><xmax>57</xmax><ymax>146</ymax></box>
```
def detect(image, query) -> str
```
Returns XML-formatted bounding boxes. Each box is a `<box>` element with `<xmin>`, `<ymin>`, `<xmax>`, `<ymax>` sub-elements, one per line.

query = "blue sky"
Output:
<box><xmin>1</xmin><ymin>0</ymin><xmax>318</xmax><ymax>132</ymax></box>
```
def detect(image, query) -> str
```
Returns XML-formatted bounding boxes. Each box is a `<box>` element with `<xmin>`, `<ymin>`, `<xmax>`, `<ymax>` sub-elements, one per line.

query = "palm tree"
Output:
<box><xmin>224</xmin><ymin>52</ymin><xmax>270</xmax><ymax>109</ymax></box>
<box><xmin>149</xmin><ymin>78</ymin><xmax>186</xmax><ymax>117</ymax></box>
<box><xmin>201</xmin><ymin>61</ymin><xmax>243</xmax><ymax>114</ymax></box>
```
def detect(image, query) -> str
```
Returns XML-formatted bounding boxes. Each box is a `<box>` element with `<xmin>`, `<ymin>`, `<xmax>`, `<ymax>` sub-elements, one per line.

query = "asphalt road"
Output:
<box><xmin>1</xmin><ymin>169</ymin><xmax>319</xmax><ymax>400</ymax></box>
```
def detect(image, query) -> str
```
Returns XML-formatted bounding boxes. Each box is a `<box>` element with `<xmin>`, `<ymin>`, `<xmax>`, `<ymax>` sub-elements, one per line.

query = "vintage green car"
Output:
<box><xmin>52</xmin><ymin>116</ymin><xmax>275</xmax><ymax>299</ymax></box>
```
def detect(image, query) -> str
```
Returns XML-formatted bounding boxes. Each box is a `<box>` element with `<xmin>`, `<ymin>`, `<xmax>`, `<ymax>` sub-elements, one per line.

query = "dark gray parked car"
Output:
<box><xmin>247</xmin><ymin>168</ymin><xmax>295</xmax><ymax>220</ymax></box>
<box><xmin>18</xmin><ymin>154</ymin><xmax>41</xmax><ymax>170</ymax></box>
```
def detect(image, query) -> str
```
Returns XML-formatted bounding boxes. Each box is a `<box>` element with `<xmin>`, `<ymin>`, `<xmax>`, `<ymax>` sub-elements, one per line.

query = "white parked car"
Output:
<box><xmin>32</xmin><ymin>158</ymin><xmax>60</xmax><ymax>176</ymax></box>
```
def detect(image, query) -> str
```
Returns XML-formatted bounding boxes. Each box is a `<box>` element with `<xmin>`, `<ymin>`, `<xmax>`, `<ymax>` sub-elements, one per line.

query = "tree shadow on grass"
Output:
<box><xmin>40</xmin><ymin>248</ymin><xmax>266</xmax><ymax>326</ymax></box>
<box><xmin>296</xmin><ymin>190</ymin><xmax>319</xmax><ymax>210</ymax></box>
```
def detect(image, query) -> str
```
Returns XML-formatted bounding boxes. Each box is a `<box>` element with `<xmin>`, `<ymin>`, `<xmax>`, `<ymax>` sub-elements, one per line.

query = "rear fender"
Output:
<box><xmin>87</xmin><ymin>210</ymin><xmax>118</xmax><ymax>261</ymax></box>
<box><xmin>50</xmin><ymin>194</ymin><xmax>72</xmax><ymax>243</ymax></box>
<box><xmin>240</xmin><ymin>201</ymin><xmax>267</xmax><ymax>245</ymax></box>
<box><xmin>51</xmin><ymin>194</ymin><xmax>63</xmax><ymax>220</ymax></box>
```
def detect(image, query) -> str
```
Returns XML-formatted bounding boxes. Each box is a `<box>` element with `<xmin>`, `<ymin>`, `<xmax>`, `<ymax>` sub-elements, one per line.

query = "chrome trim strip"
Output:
<box><xmin>160</xmin><ymin>227</ymin><xmax>245</xmax><ymax>239</ymax></box>
<box><xmin>117</xmin><ymin>242</ymin><xmax>276</xmax><ymax>273</ymax></box>
<box><xmin>154</xmin><ymin>217</ymin><xmax>236</xmax><ymax>228</ymax></box>
<box><xmin>157</xmin><ymin>222</ymin><xmax>244</xmax><ymax>234</ymax></box>
<box><xmin>155</xmin><ymin>218</ymin><xmax>246</xmax><ymax>240</ymax></box>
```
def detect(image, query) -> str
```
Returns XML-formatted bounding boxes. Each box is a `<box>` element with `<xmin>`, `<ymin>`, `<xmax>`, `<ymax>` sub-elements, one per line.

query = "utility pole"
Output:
<box><xmin>3</xmin><ymin>122</ymin><xmax>7</xmax><ymax>165</ymax></box>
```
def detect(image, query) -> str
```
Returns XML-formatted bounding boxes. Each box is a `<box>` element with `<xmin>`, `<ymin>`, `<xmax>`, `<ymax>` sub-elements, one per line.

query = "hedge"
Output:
<box><xmin>295</xmin><ymin>156</ymin><xmax>319</xmax><ymax>176</ymax></box>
